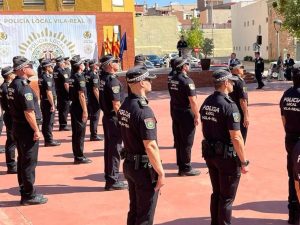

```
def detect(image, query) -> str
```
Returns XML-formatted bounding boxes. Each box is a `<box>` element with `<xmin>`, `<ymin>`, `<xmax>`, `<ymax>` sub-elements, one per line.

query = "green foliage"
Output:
<box><xmin>180</xmin><ymin>18</ymin><xmax>204</xmax><ymax>49</ymax></box>
<box><xmin>273</xmin><ymin>0</ymin><xmax>300</xmax><ymax>38</ymax></box>
<box><xmin>202</xmin><ymin>38</ymin><xmax>214</xmax><ymax>58</ymax></box>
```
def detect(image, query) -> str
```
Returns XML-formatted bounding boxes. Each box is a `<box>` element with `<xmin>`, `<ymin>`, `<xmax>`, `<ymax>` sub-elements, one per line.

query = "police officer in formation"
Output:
<box><xmin>200</xmin><ymin>69</ymin><xmax>249</xmax><ymax>225</ymax></box>
<box><xmin>84</xmin><ymin>59</ymin><xmax>103</xmax><ymax>141</ymax></box>
<box><xmin>37</xmin><ymin>57</ymin><xmax>44</xmax><ymax>79</ymax></box>
<box><xmin>292</xmin><ymin>141</ymin><xmax>300</xmax><ymax>206</ymax></box>
<box><xmin>99</xmin><ymin>55</ymin><xmax>127</xmax><ymax>191</ymax></box>
<box><xmin>254</xmin><ymin>51</ymin><xmax>265</xmax><ymax>89</ymax></box>
<box><xmin>118</xmin><ymin>66</ymin><xmax>165</xmax><ymax>225</ymax></box>
<box><xmin>229</xmin><ymin>64</ymin><xmax>249</xmax><ymax>142</ymax></box>
<box><xmin>53</xmin><ymin>56</ymin><xmax>71</xmax><ymax>131</ymax></box>
<box><xmin>0</xmin><ymin>105</ymin><xmax>4</xmax><ymax>153</ymax></box>
<box><xmin>280</xmin><ymin>66</ymin><xmax>300</xmax><ymax>224</ymax></box>
<box><xmin>69</xmin><ymin>55</ymin><xmax>91</xmax><ymax>164</ymax></box>
<box><xmin>39</xmin><ymin>59</ymin><xmax>60</xmax><ymax>147</ymax></box>
<box><xmin>168</xmin><ymin>57</ymin><xmax>200</xmax><ymax>176</ymax></box>
<box><xmin>0</xmin><ymin>66</ymin><xmax>17</xmax><ymax>173</ymax></box>
<box><xmin>8</xmin><ymin>56</ymin><xmax>47</xmax><ymax>205</ymax></box>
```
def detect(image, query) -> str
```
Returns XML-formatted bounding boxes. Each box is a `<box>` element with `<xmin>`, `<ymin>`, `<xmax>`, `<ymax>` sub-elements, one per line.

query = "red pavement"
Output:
<box><xmin>0</xmin><ymin>80</ymin><xmax>294</xmax><ymax>225</ymax></box>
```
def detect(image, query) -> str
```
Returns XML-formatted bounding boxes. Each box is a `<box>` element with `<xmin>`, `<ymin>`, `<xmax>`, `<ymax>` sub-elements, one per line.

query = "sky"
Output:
<box><xmin>135</xmin><ymin>0</ymin><xmax>197</xmax><ymax>7</ymax></box>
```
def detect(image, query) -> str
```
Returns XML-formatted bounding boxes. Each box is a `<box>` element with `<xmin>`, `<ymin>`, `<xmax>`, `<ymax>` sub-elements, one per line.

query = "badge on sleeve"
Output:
<box><xmin>189</xmin><ymin>84</ymin><xmax>195</xmax><ymax>90</ymax></box>
<box><xmin>63</xmin><ymin>74</ymin><xmax>68</xmax><ymax>78</ymax></box>
<box><xmin>232</xmin><ymin>112</ymin><xmax>241</xmax><ymax>122</ymax></box>
<box><xmin>144</xmin><ymin>118</ymin><xmax>156</xmax><ymax>129</ymax></box>
<box><xmin>47</xmin><ymin>81</ymin><xmax>52</xmax><ymax>87</ymax></box>
<box><xmin>112</xmin><ymin>86</ymin><xmax>120</xmax><ymax>94</ymax></box>
<box><xmin>24</xmin><ymin>93</ymin><xmax>33</xmax><ymax>101</ymax></box>
<box><xmin>243</xmin><ymin>87</ymin><xmax>247</xmax><ymax>93</ymax></box>
<box><xmin>79</xmin><ymin>81</ymin><xmax>86</xmax><ymax>87</ymax></box>
<box><xmin>93</xmin><ymin>79</ymin><xmax>98</xmax><ymax>84</ymax></box>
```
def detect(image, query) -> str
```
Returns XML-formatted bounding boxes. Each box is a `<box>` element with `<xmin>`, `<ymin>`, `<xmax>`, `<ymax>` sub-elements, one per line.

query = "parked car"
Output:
<box><xmin>189</xmin><ymin>56</ymin><xmax>200</xmax><ymax>68</ymax></box>
<box><xmin>144</xmin><ymin>60</ymin><xmax>155</xmax><ymax>69</ymax></box>
<box><xmin>146</xmin><ymin>55</ymin><xmax>164</xmax><ymax>68</ymax></box>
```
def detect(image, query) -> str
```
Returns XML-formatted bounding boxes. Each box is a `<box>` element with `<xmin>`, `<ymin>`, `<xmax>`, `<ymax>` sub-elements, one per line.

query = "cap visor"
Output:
<box><xmin>228</xmin><ymin>75</ymin><xmax>239</xmax><ymax>81</ymax></box>
<box><xmin>147</xmin><ymin>74</ymin><xmax>157</xmax><ymax>79</ymax></box>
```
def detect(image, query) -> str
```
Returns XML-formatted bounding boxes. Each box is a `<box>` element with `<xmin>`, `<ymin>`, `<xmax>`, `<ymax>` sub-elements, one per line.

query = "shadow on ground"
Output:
<box><xmin>233</xmin><ymin>200</ymin><xmax>287</xmax><ymax>214</ymax></box>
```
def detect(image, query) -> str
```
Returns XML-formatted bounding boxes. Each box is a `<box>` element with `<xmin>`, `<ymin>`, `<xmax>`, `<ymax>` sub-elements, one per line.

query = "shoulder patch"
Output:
<box><xmin>144</xmin><ymin>118</ymin><xmax>156</xmax><ymax>129</ymax></box>
<box><xmin>243</xmin><ymin>87</ymin><xmax>248</xmax><ymax>93</ymax></box>
<box><xmin>24</xmin><ymin>93</ymin><xmax>33</xmax><ymax>101</ymax></box>
<box><xmin>183</xmin><ymin>74</ymin><xmax>188</xmax><ymax>78</ymax></box>
<box><xmin>93</xmin><ymin>78</ymin><xmax>98</xmax><ymax>84</ymax></box>
<box><xmin>112</xmin><ymin>85</ymin><xmax>120</xmax><ymax>94</ymax></box>
<box><xmin>188</xmin><ymin>83</ymin><xmax>195</xmax><ymax>90</ymax></box>
<box><xmin>22</xmin><ymin>80</ymin><xmax>28</xmax><ymax>86</ymax></box>
<box><xmin>138</xmin><ymin>98</ymin><xmax>148</xmax><ymax>107</ymax></box>
<box><xmin>232</xmin><ymin>112</ymin><xmax>241</xmax><ymax>123</ymax></box>
<box><xmin>63</xmin><ymin>74</ymin><xmax>68</xmax><ymax>78</ymax></box>
<box><xmin>47</xmin><ymin>81</ymin><xmax>52</xmax><ymax>87</ymax></box>
<box><xmin>79</xmin><ymin>80</ymin><xmax>86</xmax><ymax>88</ymax></box>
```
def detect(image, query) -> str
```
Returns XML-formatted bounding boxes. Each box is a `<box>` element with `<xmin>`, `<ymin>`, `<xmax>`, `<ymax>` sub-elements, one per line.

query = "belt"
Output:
<box><xmin>125</xmin><ymin>153</ymin><xmax>149</xmax><ymax>163</ymax></box>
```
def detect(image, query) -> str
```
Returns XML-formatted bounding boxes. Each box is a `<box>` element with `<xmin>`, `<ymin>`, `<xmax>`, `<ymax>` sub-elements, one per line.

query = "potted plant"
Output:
<box><xmin>200</xmin><ymin>38</ymin><xmax>214</xmax><ymax>70</ymax></box>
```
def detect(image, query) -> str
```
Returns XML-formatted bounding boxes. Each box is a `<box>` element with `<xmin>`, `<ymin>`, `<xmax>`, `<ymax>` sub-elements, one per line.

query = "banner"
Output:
<box><xmin>0</xmin><ymin>15</ymin><xmax>98</xmax><ymax>68</ymax></box>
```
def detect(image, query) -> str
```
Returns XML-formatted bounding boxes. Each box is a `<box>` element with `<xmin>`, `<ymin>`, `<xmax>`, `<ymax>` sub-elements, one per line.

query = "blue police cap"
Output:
<box><xmin>41</xmin><ymin>59</ymin><xmax>54</xmax><ymax>67</ymax></box>
<box><xmin>1</xmin><ymin>66</ymin><xmax>14</xmax><ymax>78</ymax></box>
<box><xmin>134</xmin><ymin>54</ymin><xmax>146</xmax><ymax>63</ymax></box>
<box><xmin>174</xmin><ymin>57</ymin><xmax>189</xmax><ymax>68</ymax></box>
<box><xmin>213</xmin><ymin>69</ymin><xmax>239</xmax><ymax>83</ymax></box>
<box><xmin>70</xmin><ymin>55</ymin><xmax>84</xmax><ymax>66</ymax></box>
<box><xmin>13</xmin><ymin>56</ymin><xmax>33</xmax><ymax>71</ymax></box>
<box><xmin>100</xmin><ymin>54</ymin><xmax>118</xmax><ymax>67</ymax></box>
<box><xmin>126</xmin><ymin>66</ymin><xmax>157</xmax><ymax>83</ymax></box>
<box><xmin>55</xmin><ymin>56</ymin><xmax>64</xmax><ymax>63</ymax></box>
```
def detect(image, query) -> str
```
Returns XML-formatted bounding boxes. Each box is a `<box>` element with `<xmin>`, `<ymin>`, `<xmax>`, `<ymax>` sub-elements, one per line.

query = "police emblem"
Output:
<box><xmin>64</xmin><ymin>74</ymin><xmax>68</xmax><ymax>79</ymax></box>
<box><xmin>232</xmin><ymin>112</ymin><xmax>241</xmax><ymax>122</ymax></box>
<box><xmin>144</xmin><ymin>118</ymin><xmax>156</xmax><ymax>129</ymax></box>
<box><xmin>83</xmin><ymin>31</ymin><xmax>92</xmax><ymax>39</ymax></box>
<box><xmin>79</xmin><ymin>81</ymin><xmax>86</xmax><ymax>87</ymax></box>
<box><xmin>189</xmin><ymin>84</ymin><xmax>195</xmax><ymax>90</ymax></box>
<box><xmin>112</xmin><ymin>86</ymin><xmax>120</xmax><ymax>94</ymax></box>
<box><xmin>47</xmin><ymin>82</ymin><xmax>52</xmax><ymax>87</ymax></box>
<box><xmin>243</xmin><ymin>87</ymin><xmax>247</xmax><ymax>93</ymax></box>
<box><xmin>93</xmin><ymin>79</ymin><xmax>98</xmax><ymax>84</ymax></box>
<box><xmin>0</xmin><ymin>32</ymin><xmax>7</xmax><ymax>41</ymax></box>
<box><xmin>24</xmin><ymin>93</ymin><xmax>33</xmax><ymax>101</ymax></box>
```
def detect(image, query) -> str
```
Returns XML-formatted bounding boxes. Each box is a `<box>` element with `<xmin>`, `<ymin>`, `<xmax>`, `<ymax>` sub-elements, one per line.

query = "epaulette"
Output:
<box><xmin>138</xmin><ymin>98</ymin><xmax>148</xmax><ymax>108</ymax></box>
<box><xmin>22</xmin><ymin>80</ymin><xmax>28</xmax><ymax>86</ymax></box>
<box><xmin>224</xmin><ymin>95</ymin><xmax>234</xmax><ymax>103</ymax></box>
<box><xmin>183</xmin><ymin>73</ymin><xmax>188</xmax><ymax>79</ymax></box>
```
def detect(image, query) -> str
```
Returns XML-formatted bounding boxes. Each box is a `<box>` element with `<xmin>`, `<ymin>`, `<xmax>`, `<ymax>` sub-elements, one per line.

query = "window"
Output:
<box><xmin>247</xmin><ymin>21</ymin><xmax>249</xmax><ymax>26</ymax></box>
<box><xmin>244</xmin><ymin>22</ymin><xmax>246</xmax><ymax>27</ymax></box>
<box><xmin>258</xmin><ymin>25</ymin><xmax>261</xmax><ymax>34</ymax></box>
<box><xmin>239</xmin><ymin>46</ymin><xmax>241</xmax><ymax>51</ymax></box>
<box><xmin>112</xmin><ymin>0</ymin><xmax>124</xmax><ymax>6</ymax></box>
<box><xmin>266</xmin><ymin>46</ymin><xmax>268</xmax><ymax>51</ymax></box>
<box><xmin>62</xmin><ymin>0</ymin><xmax>75</xmax><ymax>4</ymax></box>
<box><xmin>248</xmin><ymin>46</ymin><xmax>250</xmax><ymax>51</ymax></box>
<box><xmin>252</xmin><ymin>20</ymin><xmax>254</xmax><ymax>25</ymax></box>
<box><xmin>23</xmin><ymin>0</ymin><xmax>44</xmax><ymax>5</ymax></box>
<box><xmin>266</xmin><ymin>17</ymin><xmax>268</xmax><ymax>23</ymax></box>
<box><xmin>0</xmin><ymin>0</ymin><xmax>3</xmax><ymax>5</ymax></box>
<box><xmin>245</xmin><ymin>46</ymin><xmax>247</xmax><ymax>51</ymax></box>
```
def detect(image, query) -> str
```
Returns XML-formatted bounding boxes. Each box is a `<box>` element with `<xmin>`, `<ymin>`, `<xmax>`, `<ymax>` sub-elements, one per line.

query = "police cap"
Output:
<box><xmin>126</xmin><ymin>66</ymin><xmax>157</xmax><ymax>83</ymax></box>
<box><xmin>38</xmin><ymin>57</ymin><xmax>44</xmax><ymax>63</ymax></box>
<box><xmin>292</xmin><ymin>63</ymin><xmax>300</xmax><ymax>77</ymax></box>
<box><xmin>100</xmin><ymin>55</ymin><xmax>118</xmax><ymax>67</ymax></box>
<box><xmin>1</xmin><ymin>66</ymin><xmax>14</xmax><ymax>78</ymax></box>
<box><xmin>174</xmin><ymin>57</ymin><xmax>189</xmax><ymax>68</ymax></box>
<box><xmin>64</xmin><ymin>57</ymin><xmax>70</xmax><ymax>61</ymax></box>
<box><xmin>13</xmin><ymin>56</ymin><xmax>33</xmax><ymax>71</ymax></box>
<box><xmin>56</xmin><ymin>56</ymin><xmax>64</xmax><ymax>63</ymax></box>
<box><xmin>134</xmin><ymin>54</ymin><xmax>146</xmax><ymax>63</ymax></box>
<box><xmin>89</xmin><ymin>59</ymin><xmax>100</xmax><ymax>66</ymax></box>
<box><xmin>70</xmin><ymin>55</ymin><xmax>84</xmax><ymax>66</ymax></box>
<box><xmin>41</xmin><ymin>59</ymin><xmax>54</xmax><ymax>68</ymax></box>
<box><xmin>213</xmin><ymin>69</ymin><xmax>239</xmax><ymax>83</ymax></box>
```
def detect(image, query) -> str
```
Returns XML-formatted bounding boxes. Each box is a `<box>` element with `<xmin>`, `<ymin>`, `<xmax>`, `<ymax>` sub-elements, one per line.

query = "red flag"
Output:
<box><xmin>104</xmin><ymin>33</ymin><xmax>112</xmax><ymax>54</ymax></box>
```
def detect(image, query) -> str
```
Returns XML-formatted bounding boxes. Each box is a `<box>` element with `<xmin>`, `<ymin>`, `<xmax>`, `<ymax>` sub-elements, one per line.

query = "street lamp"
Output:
<box><xmin>273</xmin><ymin>19</ymin><xmax>282</xmax><ymax>58</ymax></box>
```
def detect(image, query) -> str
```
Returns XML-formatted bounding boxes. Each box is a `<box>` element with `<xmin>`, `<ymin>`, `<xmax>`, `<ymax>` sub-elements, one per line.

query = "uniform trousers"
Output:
<box><xmin>41</xmin><ymin>100</ymin><xmax>55</xmax><ymax>142</ymax></box>
<box><xmin>124</xmin><ymin>160</ymin><xmax>159</xmax><ymax>225</ymax></box>
<box><xmin>88</xmin><ymin>103</ymin><xmax>100</xmax><ymax>138</ymax></box>
<box><xmin>171</xmin><ymin>108</ymin><xmax>195</xmax><ymax>171</ymax></box>
<box><xmin>255</xmin><ymin>70</ymin><xmax>264</xmax><ymax>88</ymax></box>
<box><xmin>70</xmin><ymin>104</ymin><xmax>87</xmax><ymax>159</ymax></box>
<box><xmin>57</xmin><ymin>96</ymin><xmax>70</xmax><ymax>129</ymax></box>
<box><xmin>206</xmin><ymin>156</ymin><xmax>241</xmax><ymax>225</ymax></box>
<box><xmin>12</xmin><ymin>122</ymin><xmax>38</xmax><ymax>199</ymax></box>
<box><xmin>102</xmin><ymin>114</ymin><xmax>122</xmax><ymax>185</ymax></box>
<box><xmin>3</xmin><ymin>112</ymin><xmax>16</xmax><ymax>168</ymax></box>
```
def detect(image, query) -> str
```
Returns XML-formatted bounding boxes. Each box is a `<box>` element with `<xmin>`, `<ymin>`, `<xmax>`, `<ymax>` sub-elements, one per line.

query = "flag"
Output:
<box><xmin>104</xmin><ymin>33</ymin><xmax>112</xmax><ymax>54</ymax></box>
<box><xmin>111</xmin><ymin>32</ymin><xmax>116</xmax><ymax>57</ymax></box>
<box><xmin>119</xmin><ymin>32</ymin><xmax>127</xmax><ymax>60</ymax></box>
<box><xmin>115</xmin><ymin>38</ymin><xmax>120</xmax><ymax>58</ymax></box>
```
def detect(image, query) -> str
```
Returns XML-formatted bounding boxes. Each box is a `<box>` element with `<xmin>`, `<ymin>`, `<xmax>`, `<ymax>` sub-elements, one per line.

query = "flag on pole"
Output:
<box><xmin>119</xmin><ymin>32</ymin><xmax>127</xmax><ymax>60</ymax></box>
<box><xmin>104</xmin><ymin>32</ymin><xmax>112</xmax><ymax>54</ymax></box>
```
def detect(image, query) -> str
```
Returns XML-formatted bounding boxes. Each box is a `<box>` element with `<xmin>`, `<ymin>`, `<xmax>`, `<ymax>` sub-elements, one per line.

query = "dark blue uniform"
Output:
<box><xmin>285</xmin><ymin>58</ymin><xmax>295</xmax><ymax>81</ymax></box>
<box><xmin>118</xmin><ymin>93</ymin><xmax>159</xmax><ymax>225</ymax></box>
<box><xmin>280</xmin><ymin>86</ymin><xmax>300</xmax><ymax>219</ymax></box>
<box><xmin>99</xmin><ymin>71</ymin><xmax>123</xmax><ymax>187</ymax></box>
<box><xmin>69</xmin><ymin>72</ymin><xmax>88</xmax><ymax>160</ymax></box>
<box><xmin>8</xmin><ymin>76</ymin><xmax>42</xmax><ymax>200</ymax></box>
<box><xmin>0</xmin><ymin>81</ymin><xmax>16</xmax><ymax>169</ymax></box>
<box><xmin>54</xmin><ymin>66</ymin><xmax>70</xmax><ymax>130</ymax></box>
<box><xmin>168</xmin><ymin>69</ymin><xmax>177</xmax><ymax>148</ymax></box>
<box><xmin>168</xmin><ymin>71</ymin><xmax>196</xmax><ymax>173</ymax></box>
<box><xmin>200</xmin><ymin>91</ymin><xmax>241</xmax><ymax>225</ymax></box>
<box><xmin>85</xmin><ymin>70</ymin><xmax>101</xmax><ymax>139</ymax></box>
<box><xmin>38</xmin><ymin>72</ymin><xmax>56</xmax><ymax>143</ymax></box>
<box><xmin>254</xmin><ymin>57</ymin><xmax>265</xmax><ymax>88</ymax></box>
<box><xmin>229</xmin><ymin>75</ymin><xmax>248</xmax><ymax>142</ymax></box>
<box><xmin>293</xmin><ymin>140</ymin><xmax>300</xmax><ymax>186</ymax></box>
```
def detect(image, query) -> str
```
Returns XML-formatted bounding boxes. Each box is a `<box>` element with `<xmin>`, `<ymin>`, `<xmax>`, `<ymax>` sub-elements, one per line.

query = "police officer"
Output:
<box><xmin>229</xmin><ymin>64</ymin><xmax>249</xmax><ymax>142</ymax></box>
<box><xmin>200</xmin><ymin>69</ymin><xmax>249</xmax><ymax>225</ymax></box>
<box><xmin>69</xmin><ymin>55</ymin><xmax>91</xmax><ymax>164</ymax></box>
<box><xmin>280</xmin><ymin>66</ymin><xmax>300</xmax><ymax>224</ymax></box>
<box><xmin>284</xmin><ymin>54</ymin><xmax>295</xmax><ymax>81</ymax></box>
<box><xmin>134</xmin><ymin>54</ymin><xmax>146</xmax><ymax>67</ymax></box>
<box><xmin>0</xmin><ymin>105</ymin><xmax>4</xmax><ymax>153</ymax></box>
<box><xmin>39</xmin><ymin>59</ymin><xmax>60</xmax><ymax>147</ymax></box>
<box><xmin>292</xmin><ymin>141</ymin><xmax>300</xmax><ymax>204</ymax></box>
<box><xmin>168</xmin><ymin>57</ymin><xmax>200</xmax><ymax>176</ymax></box>
<box><xmin>176</xmin><ymin>35</ymin><xmax>188</xmax><ymax>57</ymax></box>
<box><xmin>8</xmin><ymin>56</ymin><xmax>47</xmax><ymax>205</ymax></box>
<box><xmin>99</xmin><ymin>54</ymin><xmax>127</xmax><ymax>190</ymax></box>
<box><xmin>254</xmin><ymin>52</ymin><xmax>265</xmax><ymax>89</ymax></box>
<box><xmin>0</xmin><ymin>66</ymin><xmax>17</xmax><ymax>173</ymax></box>
<box><xmin>85</xmin><ymin>59</ymin><xmax>103</xmax><ymax>141</ymax></box>
<box><xmin>228</xmin><ymin>52</ymin><xmax>241</xmax><ymax>70</ymax></box>
<box><xmin>37</xmin><ymin>57</ymin><xmax>44</xmax><ymax>79</ymax></box>
<box><xmin>54</xmin><ymin>56</ymin><xmax>70</xmax><ymax>131</ymax></box>
<box><xmin>118</xmin><ymin>66</ymin><xmax>165</xmax><ymax>225</ymax></box>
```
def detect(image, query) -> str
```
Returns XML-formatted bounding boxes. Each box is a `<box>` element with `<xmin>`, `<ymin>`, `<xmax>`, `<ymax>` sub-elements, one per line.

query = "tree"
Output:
<box><xmin>202</xmin><ymin>38</ymin><xmax>214</xmax><ymax>58</ymax></box>
<box><xmin>181</xmin><ymin>18</ymin><xmax>204</xmax><ymax>49</ymax></box>
<box><xmin>273</xmin><ymin>0</ymin><xmax>300</xmax><ymax>38</ymax></box>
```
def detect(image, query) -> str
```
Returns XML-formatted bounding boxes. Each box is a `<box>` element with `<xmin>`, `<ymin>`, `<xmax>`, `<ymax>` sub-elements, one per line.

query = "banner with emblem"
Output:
<box><xmin>0</xmin><ymin>15</ymin><xmax>98</xmax><ymax>68</ymax></box>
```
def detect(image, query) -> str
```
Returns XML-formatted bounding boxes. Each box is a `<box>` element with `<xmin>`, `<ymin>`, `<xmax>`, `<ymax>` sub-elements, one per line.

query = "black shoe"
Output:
<box><xmin>178</xmin><ymin>169</ymin><xmax>201</xmax><ymax>176</ymax></box>
<box><xmin>7</xmin><ymin>166</ymin><xmax>17</xmax><ymax>174</ymax></box>
<box><xmin>74</xmin><ymin>157</ymin><xmax>92</xmax><ymax>164</ymax></box>
<box><xmin>105</xmin><ymin>181</ymin><xmax>128</xmax><ymax>191</ymax></box>
<box><xmin>288</xmin><ymin>210</ymin><xmax>299</xmax><ymax>224</ymax></box>
<box><xmin>90</xmin><ymin>135</ymin><xmax>104</xmax><ymax>141</ymax></box>
<box><xmin>59</xmin><ymin>126</ymin><xmax>71</xmax><ymax>131</ymax></box>
<box><xmin>44</xmin><ymin>140</ymin><xmax>61</xmax><ymax>147</ymax></box>
<box><xmin>20</xmin><ymin>194</ymin><xmax>48</xmax><ymax>206</ymax></box>
<box><xmin>0</xmin><ymin>148</ymin><xmax>5</xmax><ymax>153</ymax></box>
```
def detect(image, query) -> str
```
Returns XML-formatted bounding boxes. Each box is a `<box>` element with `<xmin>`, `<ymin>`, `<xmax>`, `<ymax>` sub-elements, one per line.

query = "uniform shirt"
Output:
<box><xmin>69</xmin><ymin>72</ymin><xmax>87</xmax><ymax>107</ymax></box>
<box><xmin>38</xmin><ymin>72</ymin><xmax>56</xmax><ymax>101</ymax></box>
<box><xmin>54</xmin><ymin>66</ymin><xmax>69</xmax><ymax>99</ymax></box>
<box><xmin>168</xmin><ymin>72</ymin><xmax>196</xmax><ymax>110</ymax></box>
<box><xmin>293</xmin><ymin>141</ymin><xmax>300</xmax><ymax>182</ymax></box>
<box><xmin>37</xmin><ymin>65</ymin><xmax>43</xmax><ymax>79</ymax></box>
<box><xmin>7</xmin><ymin>76</ymin><xmax>42</xmax><ymax>123</ymax></box>
<box><xmin>85</xmin><ymin>70</ymin><xmax>100</xmax><ymax>110</ymax></box>
<box><xmin>118</xmin><ymin>93</ymin><xmax>157</xmax><ymax>155</ymax></box>
<box><xmin>167</xmin><ymin>70</ymin><xmax>176</xmax><ymax>85</ymax></box>
<box><xmin>280</xmin><ymin>87</ymin><xmax>300</xmax><ymax>135</ymax></box>
<box><xmin>99</xmin><ymin>71</ymin><xmax>123</xmax><ymax>116</ymax></box>
<box><xmin>255</xmin><ymin>57</ymin><xmax>264</xmax><ymax>73</ymax></box>
<box><xmin>228</xmin><ymin>75</ymin><xmax>248</xmax><ymax>117</ymax></box>
<box><xmin>200</xmin><ymin>91</ymin><xmax>241</xmax><ymax>144</ymax></box>
<box><xmin>0</xmin><ymin>81</ymin><xmax>10</xmax><ymax>112</ymax></box>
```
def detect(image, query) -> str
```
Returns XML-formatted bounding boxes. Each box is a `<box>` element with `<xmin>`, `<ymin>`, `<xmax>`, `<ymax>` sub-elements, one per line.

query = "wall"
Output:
<box><xmin>231</xmin><ymin>0</ymin><xmax>269</xmax><ymax>60</ymax></box>
<box><xmin>135</xmin><ymin>16</ymin><xmax>178</xmax><ymax>56</ymax></box>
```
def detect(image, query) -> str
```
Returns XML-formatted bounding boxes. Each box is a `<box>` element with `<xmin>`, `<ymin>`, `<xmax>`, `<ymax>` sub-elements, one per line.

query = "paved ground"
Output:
<box><xmin>0</xmin><ymin>80</ymin><xmax>295</xmax><ymax>225</ymax></box>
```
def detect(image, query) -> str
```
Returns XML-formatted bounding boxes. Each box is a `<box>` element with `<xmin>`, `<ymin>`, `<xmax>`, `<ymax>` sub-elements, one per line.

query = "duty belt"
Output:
<box><xmin>125</xmin><ymin>152</ymin><xmax>149</xmax><ymax>163</ymax></box>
